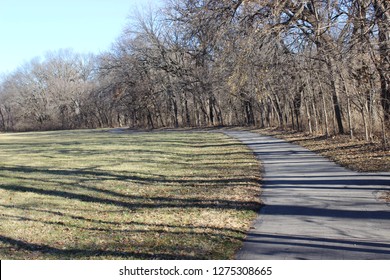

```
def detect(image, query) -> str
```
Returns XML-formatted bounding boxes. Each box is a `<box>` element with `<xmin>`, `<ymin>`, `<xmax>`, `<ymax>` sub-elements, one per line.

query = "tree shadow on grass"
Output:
<box><xmin>0</xmin><ymin>163</ymin><xmax>259</xmax><ymax>259</ymax></box>
<box><xmin>0</xmin><ymin>235</ymin><xmax>197</xmax><ymax>260</ymax></box>
<box><xmin>1</xmin><ymin>213</ymin><xmax>245</xmax><ymax>242</ymax></box>
<box><xmin>1</xmin><ymin>165</ymin><xmax>256</xmax><ymax>185</ymax></box>
<box><xmin>0</xmin><ymin>183</ymin><xmax>260</xmax><ymax>211</ymax></box>
<box><xmin>0</xmin><ymin>204</ymin><xmax>247</xmax><ymax>235</ymax></box>
<box><xmin>0</xmin><ymin>131</ymin><xmax>260</xmax><ymax>259</ymax></box>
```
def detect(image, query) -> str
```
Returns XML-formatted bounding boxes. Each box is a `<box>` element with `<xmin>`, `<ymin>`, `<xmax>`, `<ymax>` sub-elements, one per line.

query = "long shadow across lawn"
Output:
<box><xmin>0</xmin><ymin>131</ymin><xmax>262</xmax><ymax>259</ymax></box>
<box><xmin>0</xmin><ymin>235</ymin><xmax>195</xmax><ymax>260</ymax></box>
<box><xmin>0</xmin><ymin>183</ymin><xmax>259</xmax><ymax>211</ymax></box>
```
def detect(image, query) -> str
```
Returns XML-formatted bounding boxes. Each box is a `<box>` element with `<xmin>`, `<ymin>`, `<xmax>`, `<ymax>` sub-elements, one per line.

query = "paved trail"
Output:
<box><xmin>224</xmin><ymin>131</ymin><xmax>390</xmax><ymax>260</ymax></box>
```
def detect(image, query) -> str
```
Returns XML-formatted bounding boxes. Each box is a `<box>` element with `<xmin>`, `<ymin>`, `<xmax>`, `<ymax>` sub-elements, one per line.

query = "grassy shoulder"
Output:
<box><xmin>0</xmin><ymin>130</ymin><xmax>261</xmax><ymax>260</ymax></box>
<box><xmin>251</xmin><ymin>128</ymin><xmax>390</xmax><ymax>173</ymax></box>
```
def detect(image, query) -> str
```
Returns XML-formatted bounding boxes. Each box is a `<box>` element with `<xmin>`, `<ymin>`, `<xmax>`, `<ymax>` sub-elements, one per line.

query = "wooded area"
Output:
<box><xmin>0</xmin><ymin>0</ymin><xmax>389</xmax><ymax>143</ymax></box>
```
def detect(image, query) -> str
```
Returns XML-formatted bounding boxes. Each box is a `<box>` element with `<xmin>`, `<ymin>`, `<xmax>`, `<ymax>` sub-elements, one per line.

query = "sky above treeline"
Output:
<box><xmin>0</xmin><ymin>0</ymin><xmax>162</xmax><ymax>74</ymax></box>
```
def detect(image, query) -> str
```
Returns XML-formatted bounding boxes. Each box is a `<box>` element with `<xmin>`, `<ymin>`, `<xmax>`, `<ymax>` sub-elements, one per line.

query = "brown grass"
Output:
<box><xmin>0</xmin><ymin>130</ymin><xmax>261</xmax><ymax>260</ymax></box>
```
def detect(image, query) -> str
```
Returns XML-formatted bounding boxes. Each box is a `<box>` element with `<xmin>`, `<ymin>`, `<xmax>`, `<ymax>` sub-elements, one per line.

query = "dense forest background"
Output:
<box><xmin>0</xmin><ymin>0</ymin><xmax>389</xmax><ymax>143</ymax></box>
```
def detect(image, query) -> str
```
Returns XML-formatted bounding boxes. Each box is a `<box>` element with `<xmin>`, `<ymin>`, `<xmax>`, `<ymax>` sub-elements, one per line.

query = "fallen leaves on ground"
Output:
<box><xmin>254</xmin><ymin>128</ymin><xmax>390</xmax><ymax>173</ymax></box>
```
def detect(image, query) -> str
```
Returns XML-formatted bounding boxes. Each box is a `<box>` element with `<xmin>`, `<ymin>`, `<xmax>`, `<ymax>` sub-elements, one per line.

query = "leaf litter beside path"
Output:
<box><xmin>251</xmin><ymin>128</ymin><xmax>390</xmax><ymax>172</ymax></box>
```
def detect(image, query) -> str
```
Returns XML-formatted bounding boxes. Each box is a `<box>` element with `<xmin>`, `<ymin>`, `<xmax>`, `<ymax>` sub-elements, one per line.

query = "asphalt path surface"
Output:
<box><xmin>224</xmin><ymin>131</ymin><xmax>390</xmax><ymax>260</ymax></box>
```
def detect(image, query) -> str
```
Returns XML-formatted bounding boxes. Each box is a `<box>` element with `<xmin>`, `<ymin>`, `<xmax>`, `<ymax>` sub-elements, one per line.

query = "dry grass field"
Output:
<box><xmin>0</xmin><ymin>130</ymin><xmax>261</xmax><ymax>259</ymax></box>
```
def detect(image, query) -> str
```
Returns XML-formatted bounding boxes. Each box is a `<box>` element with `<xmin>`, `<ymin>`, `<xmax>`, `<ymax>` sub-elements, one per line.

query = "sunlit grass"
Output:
<box><xmin>0</xmin><ymin>129</ymin><xmax>261</xmax><ymax>259</ymax></box>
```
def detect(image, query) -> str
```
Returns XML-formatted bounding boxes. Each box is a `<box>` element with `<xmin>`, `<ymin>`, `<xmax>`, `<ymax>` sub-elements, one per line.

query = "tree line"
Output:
<box><xmin>1</xmin><ymin>0</ymin><xmax>389</xmax><ymax>143</ymax></box>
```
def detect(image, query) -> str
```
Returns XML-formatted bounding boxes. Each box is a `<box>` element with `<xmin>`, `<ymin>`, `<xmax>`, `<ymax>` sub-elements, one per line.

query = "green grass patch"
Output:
<box><xmin>0</xmin><ymin>129</ymin><xmax>261</xmax><ymax>259</ymax></box>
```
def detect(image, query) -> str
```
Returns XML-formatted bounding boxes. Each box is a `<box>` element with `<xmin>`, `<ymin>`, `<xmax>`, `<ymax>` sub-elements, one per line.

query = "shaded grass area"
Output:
<box><xmin>251</xmin><ymin>128</ymin><xmax>390</xmax><ymax>173</ymax></box>
<box><xmin>0</xmin><ymin>130</ymin><xmax>261</xmax><ymax>259</ymax></box>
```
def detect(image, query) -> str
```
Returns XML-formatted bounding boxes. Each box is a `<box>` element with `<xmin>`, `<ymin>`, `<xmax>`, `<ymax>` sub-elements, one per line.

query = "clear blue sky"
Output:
<box><xmin>0</xmin><ymin>0</ymin><xmax>162</xmax><ymax>74</ymax></box>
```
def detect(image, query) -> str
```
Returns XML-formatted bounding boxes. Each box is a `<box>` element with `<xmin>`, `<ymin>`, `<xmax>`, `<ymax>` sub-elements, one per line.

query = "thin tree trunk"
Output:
<box><xmin>312</xmin><ymin>101</ymin><xmax>319</xmax><ymax>135</ymax></box>
<box><xmin>347</xmin><ymin>96</ymin><xmax>354</xmax><ymax>139</ymax></box>
<box><xmin>305</xmin><ymin>98</ymin><xmax>313</xmax><ymax>134</ymax></box>
<box><xmin>340</xmin><ymin>72</ymin><xmax>354</xmax><ymax>139</ymax></box>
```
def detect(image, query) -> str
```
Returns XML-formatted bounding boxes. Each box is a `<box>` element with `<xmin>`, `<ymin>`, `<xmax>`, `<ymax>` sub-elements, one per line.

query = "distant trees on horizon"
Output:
<box><xmin>1</xmin><ymin>0</ymin><xmax>389</xmax><ymax>144</ymax></box>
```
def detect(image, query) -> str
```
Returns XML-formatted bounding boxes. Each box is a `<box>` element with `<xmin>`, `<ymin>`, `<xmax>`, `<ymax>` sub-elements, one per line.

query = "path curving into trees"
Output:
<box><xmin>225</xmin><ymin>131</ymin><xmax>390</xmax><ymax>260</ymax></box>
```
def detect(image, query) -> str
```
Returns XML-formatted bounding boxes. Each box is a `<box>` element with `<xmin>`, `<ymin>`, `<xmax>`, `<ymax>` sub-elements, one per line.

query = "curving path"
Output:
<box><xmin>224</xmin><ymin>131</ymin><xmax>390</xmax><ymax>260</ymax></box>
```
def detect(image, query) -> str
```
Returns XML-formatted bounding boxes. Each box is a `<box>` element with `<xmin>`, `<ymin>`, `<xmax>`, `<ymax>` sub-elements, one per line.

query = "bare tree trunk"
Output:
<box><xmin>208</xmin><ymin>96</ymin><xmax>214</xmax><ymax>126</ymax></box>
<box><xmin>147</xmin><ymin>109</ymin><xmax>154</xmax><ymax>129</ymax></box>
<box><xmin>0</xmin><ymin>106</ymin><xmax>5</xmax><ymax>131</ymax></box>
<box><xmin>361</xmin><ymin>106</ymin><xmax>370</xmax><ymax>142</ymax></box>
<box><xmin>327</xmin><ymin>59</ymin><xmax>344</xmax><ymax>134</ymax></box>
<box><xmin>381</xmin><ymin>115</ymin><xmax>388</xmax><ymax>148</ymax></box>
<box><xmin>347</xmin><ymin>96</ymin><xmax>354</xmax><ymax>139</ymax></box>
<box><xmin>305</xmin><ymin>98</ymin><xmax>313</xmax><ymax>134</ymax></box>
<box><xmin>374</xmin><ymin>0</ymin><xmax>390</xmax><ymax>127</ymax></box>
<box><xmin>312</xmin><ymin>101</ymin><xmax>319</xmax><ymax>135</ymax></box>
<box><xmin>322</xmin><ymin>92</ymin><xmax>330</xmax><ymax>137</ymax></box>
<box><xmin>341</xmin><ymin>72</ymin><xmax>354</xmax><ymax>139</ymax></box>
<box><xmin>290</xmin><ymin>103</ymin><xmax>295</xmax><ymax>130</ymax></box>
<box><xmin>293</xmin><ymin>93</ymin><xmax>301</xmax><ymax>131</ymax></box>
<box><xmin>184</xmin><ymin>98</ymin><xmax>191</xmax><ymax>127</ymax></box>
<box><xmin>244</xmin><ymin>100</ymin><xmax>255</xmax><ymax>126</ymax></box>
